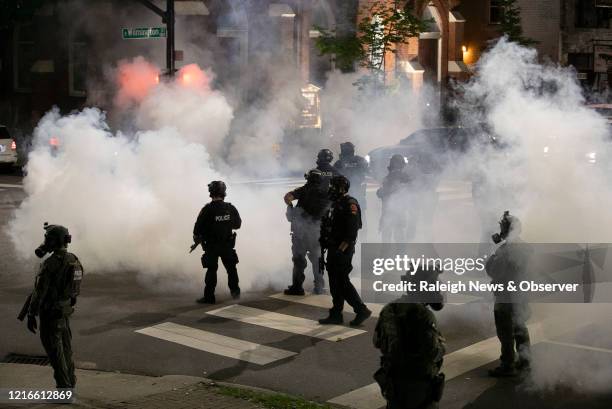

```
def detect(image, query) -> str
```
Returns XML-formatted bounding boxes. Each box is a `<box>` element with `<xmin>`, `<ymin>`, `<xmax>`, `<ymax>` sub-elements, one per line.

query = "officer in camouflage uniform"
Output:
<box><xmin>193</xmin><ymin>181</ymin><xmax>242</xmax><ymax>304</ymax></box>
<box><xmin>24</xmin><ymin>223</ymin><xmax>83</xmax><ymax>389</ymax></box>
<box><xmin>373</xmin><ymin>269</ymin><xmax>446</xmax><ymax>409</ymax></box>
<box><xmin>485</xmin><ymin>211</ymin><xmax>532</xmax><ymax>377</ymax></box>
<box><xmin>284</xmin><ymin>169</ymin><xmax>329</xmax><ymax>295</ymax></box>
<box><xmin>319</xmin><ymin>175</ymin><xmax>372</xmax><ymax>327</ymax></box>
<box><xmin>377</xmin><ymin>154</ymin><xmax>413</xmax><ymax>242</ymax></box>
<box><xmin>334</xmin><ymin>142</ymin><xmax>369</xmax><ymax>231</ymax></box>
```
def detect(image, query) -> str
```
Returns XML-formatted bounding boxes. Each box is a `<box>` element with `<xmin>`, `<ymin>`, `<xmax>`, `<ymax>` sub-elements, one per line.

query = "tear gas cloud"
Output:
<box><xmin>8</xmin><ymin>61</ymin><xmax>289</xmax><ymax>292</ymax></box>
<box><xmin>7</xmin><ymin>34</ymin><xmax>612</xmax><ymax>393</ymax></box>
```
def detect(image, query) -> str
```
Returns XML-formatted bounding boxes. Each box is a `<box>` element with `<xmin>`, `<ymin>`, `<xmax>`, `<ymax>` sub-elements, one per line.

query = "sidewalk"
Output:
<box><xmin>0</xmin><ymin>363</ymin><xmax>336</xmax><ymax>409</ymax></box>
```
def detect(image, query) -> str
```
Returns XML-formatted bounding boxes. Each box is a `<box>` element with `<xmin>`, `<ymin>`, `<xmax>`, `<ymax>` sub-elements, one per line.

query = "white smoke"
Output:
<box><xmin>456</xmin><ymin>38</ymin><xmax>612</xmax><ymax>243</ymax></box>
<box><xmin>8</xmin><ymin>61</ymin><xmax>291</xmax><ymax>293</ymax></box>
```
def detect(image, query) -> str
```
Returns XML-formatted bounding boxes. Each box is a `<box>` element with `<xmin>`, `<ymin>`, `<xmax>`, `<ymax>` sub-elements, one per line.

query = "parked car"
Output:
<box><xmin>365</xmin><ymin>126</ymin><xmax>497</xmax><ymax>181</ymax></box>
<box><xmin>0</xmin><ymin>125</ymin><xmax>19</xmax><ymax>170</ymax></box>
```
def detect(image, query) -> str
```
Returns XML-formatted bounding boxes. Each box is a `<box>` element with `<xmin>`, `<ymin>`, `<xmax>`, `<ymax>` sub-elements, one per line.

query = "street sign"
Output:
<box><xmin>122</xmin><ymin>27</ymin><xmax>167</xmax><ymax>40</ymax></box>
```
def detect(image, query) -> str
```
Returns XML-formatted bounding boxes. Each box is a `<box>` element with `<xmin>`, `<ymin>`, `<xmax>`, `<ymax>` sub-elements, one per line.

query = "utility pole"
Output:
<box><xmin>135</xmin><ymin>0</ymin><xmax>175</xmax><ymax>76</ymax></box>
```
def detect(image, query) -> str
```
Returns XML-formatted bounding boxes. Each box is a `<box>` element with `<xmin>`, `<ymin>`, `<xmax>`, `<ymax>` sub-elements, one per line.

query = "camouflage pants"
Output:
<box><xmin>494</xmin><ymin>302</ymin><xmax>531</xmax><ymax>367</ymax></box>
<box><xmin>40</xmin><ymin>312</ymin><xmax>75</xmax><ymax>388</ymax></box>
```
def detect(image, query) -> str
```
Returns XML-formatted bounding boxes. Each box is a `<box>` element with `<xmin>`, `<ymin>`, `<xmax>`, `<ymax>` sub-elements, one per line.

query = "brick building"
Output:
<box><xmin>2</xmin><ymin>0</ymin><xmax>608</xmax><ymax>137</ymax></box>
<box><xmin>562</xmin><ymin>0</ymin><xmax>612</xmax><ymax>93</ymax></box>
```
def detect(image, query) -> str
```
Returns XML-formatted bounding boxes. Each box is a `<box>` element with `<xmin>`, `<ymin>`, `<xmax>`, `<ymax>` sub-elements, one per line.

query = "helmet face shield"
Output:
<box><xmin>317</xmin><ymin>149</ymin><xmax>334</xmax><ymax>165</ymax></box>
<box><xmin>328</xmin><ymin>175</ymin><xmax>350</xmax><ymax>200</ymax></box>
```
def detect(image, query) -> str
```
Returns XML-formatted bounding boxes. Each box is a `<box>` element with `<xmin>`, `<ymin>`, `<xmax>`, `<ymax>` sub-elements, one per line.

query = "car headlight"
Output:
<box><xmin>403</xmin><ymin>156</ymin><xmax>409</xmax><ymax>163</ymax></box>
<box><xmin>586</xmin><ymin>152</ymin><xmax>597</xmax><ymax>163</ymax></box>
<box><xmin>364</xmin><ymin>154</ymin><xmax>370</xmax><ymax>164</ymax></box>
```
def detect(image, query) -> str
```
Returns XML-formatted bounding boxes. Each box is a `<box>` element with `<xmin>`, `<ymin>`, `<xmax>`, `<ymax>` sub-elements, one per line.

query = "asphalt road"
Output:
<box><xmin>1</xmin><ymin>173</ymin><xmax>612</xmax><ymax>409</ymax></box>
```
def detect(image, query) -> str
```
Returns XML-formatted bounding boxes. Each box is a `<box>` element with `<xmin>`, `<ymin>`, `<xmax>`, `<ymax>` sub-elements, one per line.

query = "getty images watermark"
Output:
<box><xmin>360</xmin><ymin>243</ymin><xmax>612</xmax><ymax>304</ymax></box>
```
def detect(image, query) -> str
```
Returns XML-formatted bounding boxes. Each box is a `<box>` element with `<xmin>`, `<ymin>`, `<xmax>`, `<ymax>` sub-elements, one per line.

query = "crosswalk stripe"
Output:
<box><xmin>540</xmin><ymin>340</ymin><xmax>612</xmax><ymax>355</ymax></box>
<box><xmin>135</xmin><ymin>322</ymin><xmax>296</xmax><ymax>365</ymax></box>
<box><xmin>327</xmin><ymin>383</ymin><xmax>383</xmax><ymax>409</ymax></box>
<box><xmin>206</xmin><ymin>304</ymin><xmax>366</xmax><ymax>341</ymax></box>
<box><xmin>326</xmin><ymin>321</ymin><xmax>546</xmax><ymax>409</ymax></box>
<box><xmin>269</xmin><ymin>293</ymin><xmax>384</xmax><ymax>317</ymax></box>
<box><xmin>269</xmin><ymin>292</ymin><xmax>474</xmax><ymax>316</ymax></box>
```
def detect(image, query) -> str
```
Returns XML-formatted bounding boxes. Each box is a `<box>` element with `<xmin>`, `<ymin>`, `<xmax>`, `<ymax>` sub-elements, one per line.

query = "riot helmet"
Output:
<box><xmin>400</xmin><ymin>265</ymin><xmax>444</xmax><ymax>310</ymax></box>
<box><xmin>208</xmin><ymin>181</ymin><xmax>227</xmax><ymax>198</ymax></box>
<box><xmin>304</xmin><ymin>168</ymin><xmax>323</xmax><ymax>185</ymax></box>
<box><xmin>328</xmin><ymin>175</ymin><xmax>350</xmax><ymax>200</ymax></box>
<box><xmin>340</xmin><ymin>142</ymin><xmax>355</xmax><ymax>158</ymax></box>
<box><xmin>317</xmin><ymin>149</ymin><xmax>334</xmax><ymax>166</ymax></box>
<box><xmin>388</xmin><ymin>154</ymin><xmax>406</xmax><ymax>171</ymax></box>
<box><xmin>35</xmin><ymin>223</ymin><xmax>71</xmax><ymax>258</ymax></box>
<box><xmin>492</xmin><ymin>211</ymin><xmax>521</xmax><ymax>244</ymax></box>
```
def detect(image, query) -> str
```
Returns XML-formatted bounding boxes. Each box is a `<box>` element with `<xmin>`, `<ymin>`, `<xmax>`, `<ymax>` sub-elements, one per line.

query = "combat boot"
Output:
<box><xmin>488</xmin><ymin>364</ymin><xmax>516</xmax><ymax>377</ymax></box>
<box><xmin>318</xmin><ymin>311</ymin><xmax>343</xmax><ymax>325</ymax></box>
<box><xmin>284</xmin><ymin>286</ymin><xmax>305</xmax><ymax>296</ymax></box>
<box><xmin>196</xmin><ymin>295</ymin><xmax>216</xmax><ymax>304</ymax></box>
<box><xmin>350</xmin><ymin>307</ymin><xmax>372</xmax><ymax>327</ymax></box>
<box><xmin>231</xmin><ymin>289</ymin><xmax>241</xmax><ymax>300</ymax></box>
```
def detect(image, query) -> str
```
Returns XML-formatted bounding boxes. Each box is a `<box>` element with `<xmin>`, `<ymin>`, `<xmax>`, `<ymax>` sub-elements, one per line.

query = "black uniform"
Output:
<box><xmin>288</xmin><ymin>181</ymin><xmax>329</xmax><ymax>292</ymax></box>
<box><xmin>28</xmin><ymin>250</ymin><xmax>83</xmax><ymax>388</ymax></box>
<box><xmin>322</xmin><ymin>194</ymin><xmax>368</xmax><ymax>315</ymax></box>
<box><xmin>376</xmin><ymin>169</ymin><xmax>413</xmax><ymax>242</ymax></box>
<box><xmin>193</xmin><ymin>200</ymin><xmax>242</xmax><ymax>299</ymax></box>
<box><xmin>316</xmin><ymin>162</ymin><xmax>341</xmax><ymax>191</ymax></box>
<box><xmin>334</xmin><ymin>154</ymin><xmax>368</xmax><ymax>209</ymax></box>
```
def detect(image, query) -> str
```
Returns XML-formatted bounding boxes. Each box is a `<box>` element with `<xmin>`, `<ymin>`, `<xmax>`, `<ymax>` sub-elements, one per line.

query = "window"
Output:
<box><xmin>489</xmin><ymin>0</ymin><xmax>503</xmax><ymax>24</ymax></box>
<box><xmin>568</xmin><ymin>53</ymin><xmax>593</xmax><ymax>71</ymax></box>
<box><xmin>69</xmin><ymin>38</ymin><xmax>88</xmax><ymax>97</ymax></box>
<box><xmin>13</xmin><ymin>23</ymin><xmax>35</xmax><ymax>91</ymax></box>
<box><xmin>576</xmin><ymin>0</ymin><xmax>612</xmax><ymax>28</ymax></box>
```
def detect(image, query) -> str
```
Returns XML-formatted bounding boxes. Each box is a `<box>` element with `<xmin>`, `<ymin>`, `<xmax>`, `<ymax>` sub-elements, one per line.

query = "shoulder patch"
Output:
<box><xmin>350</xmin><ymin>203</ymin><xmax>358</xmax><ymax>215</ymax></box>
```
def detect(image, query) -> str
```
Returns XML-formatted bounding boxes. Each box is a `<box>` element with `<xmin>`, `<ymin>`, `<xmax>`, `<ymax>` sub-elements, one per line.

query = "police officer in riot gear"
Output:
<box><xmin>334</xmin><ymin>142</ymin><xmax>369</xmax><ymax>231</ymax></box>
<box><xmin>193</xmin><ymin>181</ymin><xmax>242</xmax><ymax>304</ymax></box>
<box><xmin>319</xmin><ymin>175</ymin><xmax>372</xmax><ymax>326</ymax></box>
<box><xmin>284</xmin><ymin>169</ymin><xmax>329</xmax><ymax>295</ymax></box>
<box><xmin>316</xmin><ymin>149</ymin><xmax>340</xmax><ymax>189</ymax></box>
<box><xmin>374</xmin><ymin>269</ymin><xmax>446</xmax><ymax>409</ymax></box>
<box><xmin>376</xmin><ymin>154</ymin><xmax>413</xmax><ymax>242</ymax></box>
<box><xmin>485</xmin><ymin>211</ymin><xmax>532</xmax><ymax>377</ymax></box>
<box><xmin>22</xmin><ymin>223</ymin><xmax>83</xmax><ymax>389</ymax></box>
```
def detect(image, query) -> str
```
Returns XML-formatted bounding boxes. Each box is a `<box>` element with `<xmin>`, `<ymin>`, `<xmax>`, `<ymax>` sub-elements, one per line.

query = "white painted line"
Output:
<box><xmin>541</xmin><ymin>340</ymin><xmax>612</xmax><ymax>355</ymax></box>
<box><xmin>206</xmin><ymin>304</ymin><xmax>366</xmax><ymax>341</ymax></box>
<box><xmin>327</xmin><ymin>321</ymin><xmax>544</xmax><ymax>409</ymax></box>
<box><xmin>269</xmin><ymin>292</ymin><xmax>469</xmax><ymax>317</ymax></box>
<box><xmin>327</xmin><ymin>383</ymin><xmax>384</xmax><ymax>409</ymax></box>
<box><xmin>269</xmin><ymin>292</ymin><xmax>384</xmax><ymax>317</ymax></box>
<box><xmin>135</xmin><ymin>322</ymin><xmax>296</xmax><ymax>365</ymax></box>
<box><xmin>0</xmin><ymin>183</ymin><xmax>22</xmax><ymax>189</ymax></box>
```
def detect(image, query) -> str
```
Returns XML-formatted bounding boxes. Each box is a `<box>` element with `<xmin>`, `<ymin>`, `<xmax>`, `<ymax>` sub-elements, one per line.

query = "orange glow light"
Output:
<box><xmin>50</xmin><ymin>137</ymin><xmax>60</xmax><ymax>147</ymax></box>
<box><xmin>176</xmin><ymin>64</ymin><xmax>209</xmax><ymax>90</ymax></box>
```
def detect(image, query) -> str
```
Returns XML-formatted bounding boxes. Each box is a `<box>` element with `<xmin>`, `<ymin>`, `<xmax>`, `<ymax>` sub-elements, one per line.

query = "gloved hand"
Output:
<box><xmin>27</xmin><ymin>314</ymin><xmax>37</xmax><ymax>334</ymax></box>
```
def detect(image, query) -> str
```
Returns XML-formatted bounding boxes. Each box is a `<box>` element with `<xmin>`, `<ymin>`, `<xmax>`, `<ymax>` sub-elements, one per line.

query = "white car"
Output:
<box><xmin>0</xmin><ymin>125</ymin><xmax>19</xmax><ymax>168</ymax></box>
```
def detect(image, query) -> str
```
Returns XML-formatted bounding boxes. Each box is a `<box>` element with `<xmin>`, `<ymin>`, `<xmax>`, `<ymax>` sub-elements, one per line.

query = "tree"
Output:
<box><xmin>315</xmin><ymin>1</ymin><xmax>428</xmax><ymax>89</ymax></box>
<box><xmin>497</xmin><ymin>0</ymin><xmax>537</xmax><ymax>46</ymax></box>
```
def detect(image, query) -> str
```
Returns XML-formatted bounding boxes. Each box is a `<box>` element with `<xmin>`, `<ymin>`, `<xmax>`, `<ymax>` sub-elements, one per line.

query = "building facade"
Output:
<box><xmin>1</xmin><ymin>0</ymin><xmax>609</xmax><ymax>137</ymax></box>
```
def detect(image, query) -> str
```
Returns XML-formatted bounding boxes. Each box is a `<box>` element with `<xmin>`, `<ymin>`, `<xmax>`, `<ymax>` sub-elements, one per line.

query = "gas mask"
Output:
<box><xmin>35</xmin><ymin>223</ymin><xmax>71</xmax><ymax>258</ymax></box>
<box><xmin>491</xmin><ymin>211</ymin><xmax>512</xmax><ymax>244</ymax></box>
<box><xmin>327</xmin><ymin>184</ymin><xmax>344</xmax><ymax>201</ymax></box>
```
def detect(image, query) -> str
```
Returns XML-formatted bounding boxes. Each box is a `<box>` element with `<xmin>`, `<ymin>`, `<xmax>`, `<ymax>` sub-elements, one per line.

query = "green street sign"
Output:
<box><xmin>122</xmin><ymin>27</ymin><xmax>167</xmax><ymax>40</ymax></box>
